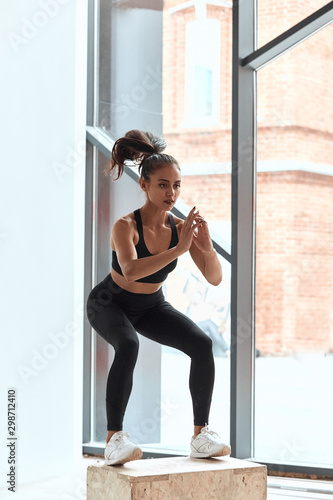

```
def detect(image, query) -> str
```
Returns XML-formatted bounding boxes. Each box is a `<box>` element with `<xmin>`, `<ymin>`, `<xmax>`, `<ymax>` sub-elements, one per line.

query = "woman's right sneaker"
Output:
<box><xmin>104</xmin><ymin>431</ymin><xmax>143</xmax><ymax>466</ymax></box>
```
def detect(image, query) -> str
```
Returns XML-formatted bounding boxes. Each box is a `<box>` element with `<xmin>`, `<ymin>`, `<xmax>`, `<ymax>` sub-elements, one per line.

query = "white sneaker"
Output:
<box><xmin>190</xmin><ymin>425</ymin><xmax>231</xmax><ymax>458</ymax></box>
<box><xmin>104</xmin><ymin>431</ymin><xmax>143</xmax><ymax>466</ymax></box>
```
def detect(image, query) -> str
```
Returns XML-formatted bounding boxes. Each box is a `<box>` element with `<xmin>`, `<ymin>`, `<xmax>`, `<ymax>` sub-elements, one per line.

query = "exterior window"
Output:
<box><xmin>184</xmin><ymin>19</ymin><xmax>220</xmax><ymax>127</ymax></box>
<box><xmin>194</xmin><ymin>65</ymin><xmax>213</xmax><ymax>116</ymax></box>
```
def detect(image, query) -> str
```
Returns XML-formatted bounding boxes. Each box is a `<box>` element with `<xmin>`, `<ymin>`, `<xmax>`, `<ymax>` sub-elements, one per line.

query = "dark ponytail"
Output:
<box><xmin>104</xmin><ymin>129</ymin><xmax>179</xmax><ymax>180</ymax></box>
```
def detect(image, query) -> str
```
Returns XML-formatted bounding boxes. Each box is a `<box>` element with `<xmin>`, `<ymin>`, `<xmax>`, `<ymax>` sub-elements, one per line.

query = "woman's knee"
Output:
<box><xmin>186</xmin><ymin>329</ymin><xmax>213</xmax><ymax>359</ymax></box>
<box><xmin>199</xmin><ymin>333</ymin><xmax>213</xmax><ymax>354</ymax></box>
<box><xmin>115</xmin><ymin>335</ymin><xmax>139</xmax><ymax>358</ymax></box>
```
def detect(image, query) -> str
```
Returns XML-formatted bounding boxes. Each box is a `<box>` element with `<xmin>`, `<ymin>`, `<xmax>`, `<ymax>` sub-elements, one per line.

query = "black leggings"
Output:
<box><xmin>86</xmin><ymin>274</ymin><xmax>215</xmax><ymax>431</ymax></box>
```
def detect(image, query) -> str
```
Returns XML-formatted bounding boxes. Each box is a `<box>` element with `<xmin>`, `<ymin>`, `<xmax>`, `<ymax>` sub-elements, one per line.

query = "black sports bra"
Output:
<box><xmin>112</xmin><ymin>209</ymin><xmax>179</xmax><ymax>283</ymax></box>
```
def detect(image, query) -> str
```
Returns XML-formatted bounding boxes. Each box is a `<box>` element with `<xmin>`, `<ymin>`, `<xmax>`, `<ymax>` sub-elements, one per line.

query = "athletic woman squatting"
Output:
<box><xmin>86</xmin><ymin>130</ymin><xmax>231</xmax><ymax>465</ymax></box>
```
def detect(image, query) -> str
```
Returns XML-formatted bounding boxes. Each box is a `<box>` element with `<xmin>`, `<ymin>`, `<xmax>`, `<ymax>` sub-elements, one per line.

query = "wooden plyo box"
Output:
<box><xmin>87</xmin><ymin>456</ymin><xmax>267</xmax><ymax>499</ymax></box>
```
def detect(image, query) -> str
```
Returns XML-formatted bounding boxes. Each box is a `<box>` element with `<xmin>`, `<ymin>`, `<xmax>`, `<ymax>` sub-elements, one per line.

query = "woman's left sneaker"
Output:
<box><xmin>190</xmin><ymin>425</ymin><xmax>231</xmax><ymax>458</ymax></box>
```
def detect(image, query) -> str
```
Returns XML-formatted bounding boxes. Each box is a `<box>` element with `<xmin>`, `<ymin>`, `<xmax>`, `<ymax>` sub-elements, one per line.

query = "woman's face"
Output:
<box><xmin>140</xmin><ymin>163</ymin><xmax>181</xmax><ymax>211</ymax></box>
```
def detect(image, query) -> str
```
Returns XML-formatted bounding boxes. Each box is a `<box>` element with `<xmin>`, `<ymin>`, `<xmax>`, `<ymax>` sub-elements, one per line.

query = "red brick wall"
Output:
<box><xmin>162</xmin><ymin>1</ymin><xmax>333</xmax><ymax>355</ymax></box>
<box><xmin>257</xmin><ymin>0</ymin><xmax>330</xmax><ymax>48</ymax></box>
<box><xmin>180</xmin><ymin>174</ymin><xmax>231</xmax><ymax>222</ymax></box>
<box><xmin>256</xmin><ymin>171</ymin><xmax>333</xmax><ymax>355</ymax></box>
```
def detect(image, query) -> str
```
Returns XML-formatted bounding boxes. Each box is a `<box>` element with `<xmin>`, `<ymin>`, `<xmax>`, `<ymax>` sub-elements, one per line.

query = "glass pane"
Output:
<box><xmin>163</xmin><ymin>5</ymin><xmax>232</xmax><ymax>246</ymax></box>
<box><xmin>92</xmin><ymin>148</ymin><xmax>113</xmax><ymax>442</ymax></box>
<box><xmin>91</xmin><ymin>151</ymin><xmax>231</xmax><ymax>450</ymax></box>
<box><xmin>98</xmin><ymin>0</ymin><xmax>163</xmax><ymax>138</ymax></box>
<box><xmin>255</xmin><ymin>25</ymin><xmax>333</xmax><ymax>466</ymax></box>
<box><xmin>97</xmin><ymin>0</ymin><xmax>232</xmax><ymax>243</ymax></box>
<box><xmin>92</xmin><ymin>149</ymin><xmax>160</xmax><ymax>443</ymax></box>
<box><xmin>92</xmin><ymin>0</ymin><xmax>232</xmax><ymax>452</ymax></box>
<box><xmin>257</xmin><ymin>0</ymin><xmax>330</xmax><ymax>49</ymax></box>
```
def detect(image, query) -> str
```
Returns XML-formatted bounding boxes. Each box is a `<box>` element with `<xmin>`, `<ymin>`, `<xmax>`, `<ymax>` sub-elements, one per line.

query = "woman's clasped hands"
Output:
<box><xmin>177</xmin><ymin>206</ymin><xmax>214</xmax><ymax>255</ymax></box>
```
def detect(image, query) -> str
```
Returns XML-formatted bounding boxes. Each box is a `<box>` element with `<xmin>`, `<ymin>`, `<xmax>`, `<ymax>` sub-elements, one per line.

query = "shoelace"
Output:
<box><xmin>200</xmin><ymin>426</ymin><xmax>220</xmax><ymax>439</ymax></box>
<box><xmin>113</xmin><ymin>431</ymin><xmax>130</xmax><ymax>447</ymax></box>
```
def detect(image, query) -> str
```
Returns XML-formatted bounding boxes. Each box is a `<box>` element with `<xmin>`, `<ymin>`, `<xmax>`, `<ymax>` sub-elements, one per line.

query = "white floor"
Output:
<box><xmin>267</xmin><ymin>477</ymin><xmax>333</xmax><ymax>499</ymax></box>
<box><xmin>0</xmin><ymin>456</ymin><xmax>332</xmax><ymax>499</ymax></box>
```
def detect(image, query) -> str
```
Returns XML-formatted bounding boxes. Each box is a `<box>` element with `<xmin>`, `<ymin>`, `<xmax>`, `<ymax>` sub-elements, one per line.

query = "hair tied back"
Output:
<box><xmin>104</xmin><ymin>129</ymin><xmax>177</xmax><ymax>180</ymax></box>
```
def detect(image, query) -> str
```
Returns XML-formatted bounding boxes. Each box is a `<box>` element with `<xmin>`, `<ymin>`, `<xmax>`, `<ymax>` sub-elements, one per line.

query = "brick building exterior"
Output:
<box><xmin>162</xmin><ymin>1</ymin><xmax>333</xmax><ymax>355</ymax></box>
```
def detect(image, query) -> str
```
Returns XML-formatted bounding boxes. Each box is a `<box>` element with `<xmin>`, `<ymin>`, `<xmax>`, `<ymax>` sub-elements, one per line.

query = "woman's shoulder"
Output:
<box><xmin>111</xmin><ymin>211</ymin><xmax>140</xmax><ymax>249</ymax></box>
<box><xmin>112</xmin><ymin>211</ymin><xmax>137</xmax><ymax>233</ymax></box>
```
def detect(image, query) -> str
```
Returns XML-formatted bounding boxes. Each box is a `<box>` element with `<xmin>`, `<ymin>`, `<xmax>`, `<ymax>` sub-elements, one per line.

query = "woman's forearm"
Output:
<box><xmin>121</xmin><ymin>246</ymin><xmax>181</xmax><ymax>282</ymax></box>
<box><xmin>202</xmin><ymin>249</ymin><xmax>222</xmax><ymax>286</ymax></box>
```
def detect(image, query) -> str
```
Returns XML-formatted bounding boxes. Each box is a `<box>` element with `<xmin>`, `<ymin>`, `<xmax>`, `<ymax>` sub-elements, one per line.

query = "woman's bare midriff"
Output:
<box><xmin>110</xmin><ymin>268</ymin><xmax>163</xmax><ymax>294</ymax></box>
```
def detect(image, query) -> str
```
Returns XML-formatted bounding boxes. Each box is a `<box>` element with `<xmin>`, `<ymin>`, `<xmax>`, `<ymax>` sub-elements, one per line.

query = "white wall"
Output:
<box><xmin>0</xmin><ymin>0</ymin><xmax>87</xmax><ymax>491</ymax></box>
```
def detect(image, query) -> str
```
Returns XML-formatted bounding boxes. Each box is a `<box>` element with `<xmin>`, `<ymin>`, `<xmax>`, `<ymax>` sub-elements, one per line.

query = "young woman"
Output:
<box><xmin>86</xmin><ymin>130</ymin><xmax>231</xmax><ymax>466</ymax></box>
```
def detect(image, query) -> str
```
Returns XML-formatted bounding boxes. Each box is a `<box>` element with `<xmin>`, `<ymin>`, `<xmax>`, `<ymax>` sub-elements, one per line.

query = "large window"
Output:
<box><xmin>84</xmin><ymin>0</ymin><xmax>232</xmax><ymax>455</ymax></box>
<box><xmin>98</xmin><ymin>0</ymin><xmax>163</xmax><ymax>138</ymax></box>
<box><xmin>255</xmin><ymin>25</ymin><xmax>333</xmax><ymax>468</ymax></box>
<box><xmin>84</xmin><ymin>0</ymin><xmax>333</xmax><ymax>479</ymax></box>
